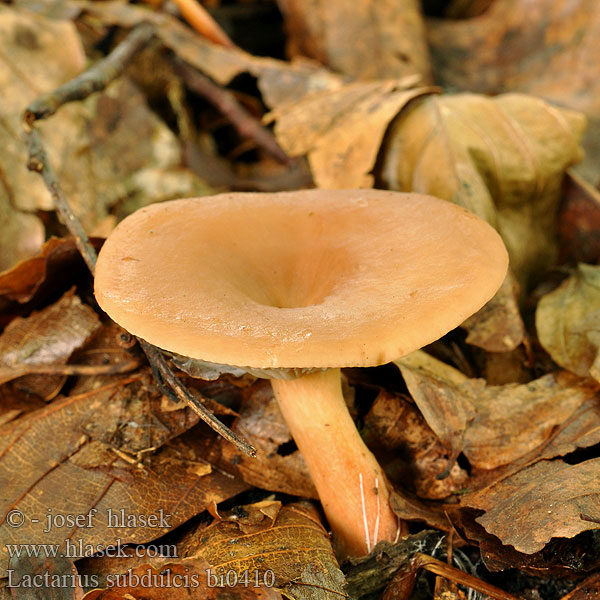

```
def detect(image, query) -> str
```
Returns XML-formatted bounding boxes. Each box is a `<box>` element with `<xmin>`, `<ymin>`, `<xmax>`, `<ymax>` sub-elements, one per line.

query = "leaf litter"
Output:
<box><xmin>1</xmin><ymin>0</ymin><xmax>600</xmax><ymax>597</ymax></box>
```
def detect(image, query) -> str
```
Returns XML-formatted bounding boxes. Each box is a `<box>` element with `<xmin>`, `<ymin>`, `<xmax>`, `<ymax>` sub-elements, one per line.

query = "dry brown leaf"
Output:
<box><xmin>276</xmin><ymin>0</ymin><xmax>432</xmax><ymax>82</ymax></box>
<box><xmin>362</xmin><ymin>389</ymin><xmax>468</xmax><ymax>500</ymax></box>
<box><xmin>394</xmin><ymin>351</ymin><xmax>473</xmax><ymax>463</ymax></box>
<box><xmin>78</xmin><ymin>0</ymin><xmax>346</xmax><ymax>108</ymax></box>
<box><xmin>537</xmin><ymin>264</ymin><xmax>600</xmax><ymax>383</ymax></box>
<box><xmin>464</xmin><ymin>458</ymin><xmax>600</xmax><ymax>554</ymax></box>
<box><xmin>537</xmin><ymin>394</ymin><xmax>600</xmax><ymax>461</ymax></box>
<box><xmin>269</xmin><ymin>81</ymin><xmax>432</xmax><ymax>188</ymax></box>
<box><xmin>7</xmin><ymin>554</ymin><xmax>83</xmax><ymax>599</ymax></box>
<box><xmin>380</xmin><ymin>92</ymin><xmax>586</xmax><ymax>292</ymax></box>
<box><xmin>395</xmin><ymin>352</ymin><xmax>595</xmax><ymax>470</ymax></box>
<box><xmin>0</xmin><ymin>6</ymin><xmax>206</xmax><ymax>272</ymax></box>
<box><xmin>559</xmin><ymin>171</ymin><xmax>600</xmax><ymax>265</ymax></box>
<box><xmin>0</xmin><ymin>374</ymin><xmax>247</xmax><ymax>578</ymax></box>
<box><xmin>179</xmin><ymin>501</ymin><xmax>347</xmax><ymax>600</ymax></box>
<box><xmin>427</xmin><ymin>0</ymin><xmax>600</xmax><ymax>183</ymax></box>
<box><xmin>0</xmin><ymin>6</ymin><xmax>76</xmax><ymax>271</ymax></box>
<box><xmin>0</xmin><ymin>290</ymin><xmax>100</xmax><ymax>397</ymax></box>
<box><xmin>461</xmin><ymin>272</ymin><xmax>524</xmax><ymax>352</ymax></box>
<box><xmin>81</xmin><ymin>563</ymin><xmax>283</xmax><ymax>600</ymax></box>
<box><xmin>218</xmin><ymin>380</ymin><xmax>316</xmax><ymax>499</ymax></box>
<box><xmin>0</xmin><ymin>238</ymin><xmax>101</xmax><ymax>306</ymax></box>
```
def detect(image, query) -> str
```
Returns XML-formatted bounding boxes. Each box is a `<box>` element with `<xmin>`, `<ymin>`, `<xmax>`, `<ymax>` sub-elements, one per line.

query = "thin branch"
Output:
<box><xmin>391</xmin><ymin>553</ymin><xmax>523</xmax><ymax>600</ymax></box>
<box><xmin>25</xmin><ymin>128</ymin><xmax>98</xmax><ymax>273</ymax></box>
<box><xmin>139</xmin><ymin>340</ymin><xmax>256</xmax><ymax>457</ymax></box>
<box><xmin>24</xmin><ymin>22</ymin><xmax>155</xmax><ymax>125</ymax></box>
<box><xmin>22</xmin><ymin>23</ymin><xmax>257</xmax><ymax>459</ymax></box>
<box><xmin>173</xmin><ymin>58</ymin><xmax>293</xmax><ymax>165</ymax></box>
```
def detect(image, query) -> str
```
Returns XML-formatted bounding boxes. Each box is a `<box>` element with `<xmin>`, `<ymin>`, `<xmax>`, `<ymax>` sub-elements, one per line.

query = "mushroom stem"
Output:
<box><xmin>271</xmin><ymin>368</ymin><xmax>400</xmax><ymax>557</ymax></box>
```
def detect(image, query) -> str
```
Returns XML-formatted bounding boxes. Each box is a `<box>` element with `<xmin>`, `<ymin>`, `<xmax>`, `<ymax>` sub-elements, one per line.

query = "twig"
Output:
<box><xmin>23</xmin><ymin>22</ymin><xmax>155</xmax><ymax>125</ymax></box>
<box><xmin>22</xmin><ymin>23</ymin><xmax>257</xmax><ymax>459</ymax></box>
<box><xmin>169</xmin><ymin>0</ymin><xmax>234</xmax><ymax>47</ymax></box>
<box><xmin>139</xmin><ymin>340</ymin><xmax>256</xmax><ymax>457</ymax></box>
<box><xmin>173</xmin><ymin>58</ymin><xmax>293</xmax><ymax>165</ymax></box>
<box><xmin>394</xmin><ymin>553</ymin><xmax>523</xmax><ymax>600</ymax></box>
<box><xmin>25</xmin><ymin>129</ymin><xmax>98</xmax><ymax>274</ymax></box>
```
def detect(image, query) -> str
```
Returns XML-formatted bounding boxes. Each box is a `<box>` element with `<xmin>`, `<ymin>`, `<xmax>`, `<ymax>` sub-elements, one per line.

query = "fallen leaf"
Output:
<box><xmin>464</xmin><ymin>458</ymin><xmax>600</xmax><ymax>554</ymax></box>
<box><xmin>536</xmin><ymin>263</ymin><xmax>600</xmax><ymax>383</ymax></box>
<box><xmin>269</xmin><ymin>81</ymin><xmax>432</xmax><ymax>188</ymax></box>
<box><xmin>219</xmin><ymin>380</ymin><xmax>316</xmax><ymax>499</ymax></box>
<box><xmin>78</xmin><ymin>0</ymin><xmax>346</xmax><ymax>108</ymax></box>
<box><xmin>0</xmin><ymin>374</ymin><xmax>247</xmax><ymax>578</ymax></box>
<box><xmin>394</xmin><ymin>351</ymin><xmax>473</xmax><ymax>464</ymax></box>
<box><xmin>461</xmin><ymin>272</ymin><xmax>525</xmax><ymax>352</ymax></box>
<box><xmin>0</xmin><ymin>6</ymin><xmax>79</xmax><ymax>271</ymax></box>
<box><xmin>379</xmin><ymin>92</ymin><xmax>586</xmax><ymax>292</ymax></box>
<box><xmin>67</xmin><ymin>322</ymin><xmax>141</xmax><ymax>395</ymax></box>
<box><xmin>179</xmin><ymin>501</ymin><xmax>347</xmax><ymax>600</ymax></box>
<box><xmin>537</xmin><ymin>394</ymin><xmax>600</xmax><ymax>461</ymax></box>
<box><xmin>559</xmin><ymin>171</ymin><xmax>600</xmax><ymax>265</ymax></box>
<box><xmin>456</xmin><ymin>508</ymin><xmax>599</xmax><ymax>575</ymax></box>
<box><xmin>362</xmin><ymin>389</ymin><xmax>468</xmax><ymax>500</ymax></box>
<box><xmin>7</xmin><ymin>553</ymin><xmax>83</xmax><ymax>599</ymax></box>
<box><xmin>276</xmin><ymin>0</ymin><xmax>432</xmax><ymax>82</ymax></box>
<box><xmin>88</xmin><ymin>569</ymin><xmax>282</xmax><ymax>600</ymax></box>
<box><xmin>0</xmin><ymin>237</ymin><xmax>101</xmax><ymax>306</ymax></box>
<box><xmin>427</xmin><ymin>0</ymin><xmax>600</xmax><ymax>183</ymax></box>
<box><xmin>0</xmin><ymin>290</ymin><xmax>101</xmax><ymax>399</ymax></box>
<box><xmin>0</xmin><ymin>6</ymin><xmax>206</xmax><ymax>272</ymax></box>
<box><xmin>395</xmin><ymin>352</ymin><xmax>595</xmax><ymax>470</ymax></box>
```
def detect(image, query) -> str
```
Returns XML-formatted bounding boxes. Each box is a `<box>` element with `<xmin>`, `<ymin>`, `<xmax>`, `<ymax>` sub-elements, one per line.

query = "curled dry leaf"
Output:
<box><xmin>268</xmin><ymin>81</ymin><xmax>432</xmax><ymax>188</ymax></box>
<box><xmin>0</xmin><ymin>237</ymin><xmax>102</xmax><ymax>307</ymax></box>
<box><xmin>427</xmin><ymin>0</ymin><xmax>600</xmax><ymax>183</ymax></box>
<box><xmin>464</xmin><ymin>458</ymin><xmax>600</xmax><ymax>554</ymax></box>
<box><xmin>379</xmin><ymin>92</ymin><xmax>586</xmax><ymax>293</ymax></box>
<box><xmin>0</xmin><ymin>374</ymin><xmax>247</xmax><ymax>578</ymax></box>
<box><xmin>362</xmin><ymin>389</ymin><xmax>468</xmax><ymax>500</ymax></box>
<box><xmin>179</xmin><ymin>501</ymin><xmax>347</xmax><ymax>600</ymax></box>
<box><xmin>276</xmin><ymin>0</ymin><xmax>432</xmax><ymax>82</ymax></box>
<box><xmin>0</xmin><ymin>289</ymin><xmax>100</xmax><ymax>397</ymax></box>
<box><xmin>536</xmin><ymin>263</ymin><xmax>600</xmax><ymax>383</ymax></box>
<box><xmin>394</xmin><ymin>352</ymin><xmax>596</xmax><ymax>470</ymax></box>
<box><xmin>218</xmin><ymin>380</ymin><xmax>316</xmax><ymax>498</ymax></box>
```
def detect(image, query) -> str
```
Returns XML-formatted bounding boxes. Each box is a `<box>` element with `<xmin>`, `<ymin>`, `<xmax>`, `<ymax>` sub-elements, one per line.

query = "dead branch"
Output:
<box><xmin>139</xmin><ymin>340</ymin><xmax>256</xmax><ymax>457</ymax></box>
<box><xmin>23</xmin><ymin>22</ymin><xmax>155</xmax><ymax>125</ymax></box>
<box><xmin>173</xmin><ymin>58</ymin><xmax>293</xmax><ymax>165</ymax></box>
<box><xmin>22</xmin><ymin>22</ymin><xmax>256</xmax><ymax>458</ymax></box>
<box><xmin>25</xmin><ymin>129</ymin><xmax>98</xmax><ymax>274</ymax></box>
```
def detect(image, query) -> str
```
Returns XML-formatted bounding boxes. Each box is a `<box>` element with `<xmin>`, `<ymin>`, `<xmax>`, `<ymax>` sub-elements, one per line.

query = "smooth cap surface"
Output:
<box><xmin>95</xmin><ymin>190</ymin><xmax>508</xmax><ymax>368</ymax></box>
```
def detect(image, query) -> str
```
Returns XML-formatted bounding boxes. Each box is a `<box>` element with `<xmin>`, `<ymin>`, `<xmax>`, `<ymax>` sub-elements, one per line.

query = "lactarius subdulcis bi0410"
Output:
<box><xmin>94</xmin><ymin>189</ymin><xmax>508</xmax><ymax>558</ymax></box>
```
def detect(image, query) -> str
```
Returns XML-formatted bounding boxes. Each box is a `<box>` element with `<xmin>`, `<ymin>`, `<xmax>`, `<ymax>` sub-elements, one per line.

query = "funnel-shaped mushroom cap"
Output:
<box><xmin>95</xmin><ymin>190</ymin><xmax>508</xmax><ymax>368</ymax></box>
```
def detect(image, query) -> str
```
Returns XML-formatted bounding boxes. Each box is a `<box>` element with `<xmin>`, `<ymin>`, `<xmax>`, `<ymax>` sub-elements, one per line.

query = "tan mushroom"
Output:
<box><xmin>94</xmin><ymin>189</ymin><xmax>508</xmax><ymax>557</ymax></box>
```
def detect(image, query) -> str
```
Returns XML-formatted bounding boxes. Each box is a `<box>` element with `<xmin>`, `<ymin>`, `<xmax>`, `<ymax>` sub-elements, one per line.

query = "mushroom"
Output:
<box><xmin>94</xmin><ymin>189</ymin><xmax>508</xmax><ymax>557</ymax></box>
